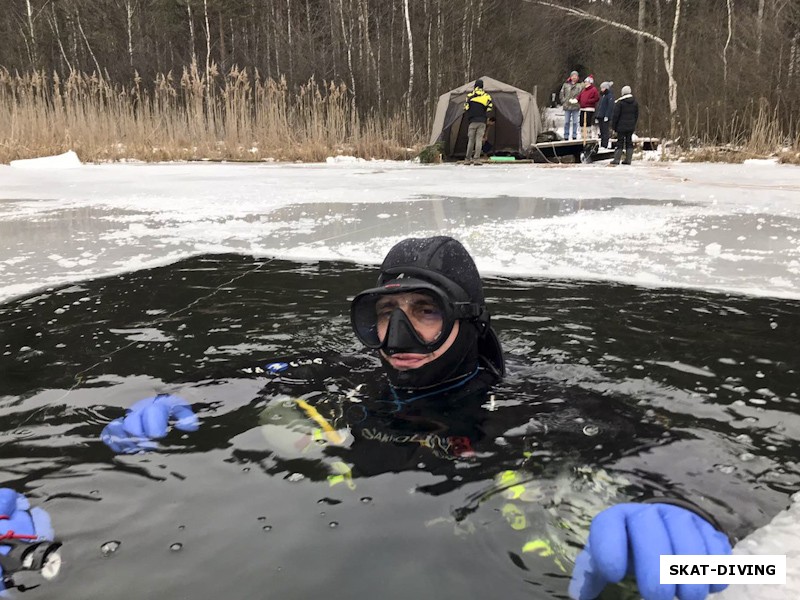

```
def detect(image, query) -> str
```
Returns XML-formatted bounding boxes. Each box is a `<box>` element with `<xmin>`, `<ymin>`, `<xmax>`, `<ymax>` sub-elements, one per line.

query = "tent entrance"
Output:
<box><xmin>440</xmin><ymin>91</ymin><xmax>524</xmax><ymax>160</ymax></box>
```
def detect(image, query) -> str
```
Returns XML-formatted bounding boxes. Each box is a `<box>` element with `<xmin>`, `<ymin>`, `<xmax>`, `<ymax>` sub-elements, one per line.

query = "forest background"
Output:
<box><xmin>1</xmin><ymin>0</ymin><xmax>799</xmax><ymax>163</ymax></box>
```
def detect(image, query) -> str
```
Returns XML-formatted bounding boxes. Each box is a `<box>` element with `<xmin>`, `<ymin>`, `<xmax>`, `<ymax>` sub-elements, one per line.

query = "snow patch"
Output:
<box><xmin>10</xmin><ymin>150</ymin><xmax>82</xmax><ymax>169</ymax></box>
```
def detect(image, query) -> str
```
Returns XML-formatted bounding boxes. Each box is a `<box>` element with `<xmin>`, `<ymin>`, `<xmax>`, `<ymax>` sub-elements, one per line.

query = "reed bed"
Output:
<box><xmin>1</xmin><ymin>66</ymin><xmax>797</xmax><ymax>164</ymax></box>
<box><xmin>678</xmin><ymin>99</ymin><xmax>800</xmax><ymax>164</ymax></box>
<box><xmin>0</xmin><ymin>64</ymin><xmax>421</xmax><ymax>163</ymax></box>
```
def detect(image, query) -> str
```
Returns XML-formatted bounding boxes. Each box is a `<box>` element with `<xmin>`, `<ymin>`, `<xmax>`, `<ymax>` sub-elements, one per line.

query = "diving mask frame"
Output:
<box><xmin>350</xmin><ymin>271</ymin><xmax>485</xmax><ymax>353</ymax></box>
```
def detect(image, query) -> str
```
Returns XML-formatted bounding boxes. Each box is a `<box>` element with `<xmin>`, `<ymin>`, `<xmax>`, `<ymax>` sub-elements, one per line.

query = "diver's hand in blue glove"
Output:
<box><xmin>0</xmin><ymin>488</ymin><xmax>55</xmax><ymax>591</ymax></box>
<box><xmin>569</xmin><ymin>503</ymin><xmax>732</xmax><ymax>600</ymax></box>
<box><xmin>101</xmin><ymin>394</ymin><xmax>199</xmax><ymax>454</ymax></box>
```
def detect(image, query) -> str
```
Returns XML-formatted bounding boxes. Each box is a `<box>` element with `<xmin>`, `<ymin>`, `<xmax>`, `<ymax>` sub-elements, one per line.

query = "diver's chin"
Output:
<box><xmin>382</xmin><ymin>351</ymin><xmax>433</xmax><ymax>371</ymax></box>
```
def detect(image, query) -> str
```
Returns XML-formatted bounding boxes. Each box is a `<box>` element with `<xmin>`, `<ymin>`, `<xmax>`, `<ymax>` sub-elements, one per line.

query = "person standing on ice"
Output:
<box><xmin>611</xmin><ymin>85</ymin><xmax>639</xmax><ymax>165</ymax></box>
<box><xmin>577</xmin><ymin>75</ymin><xmax>600</xmax><ymax>139</ymax></box>
<box><xmin>559</xmin><ymin>71</ymin><xmax>583</xmax><ymax>140</ymax></box>
<box><xmin>463</xmin><ymin>79</ymin><xmax>494</xmax><ymax>164</ymax></box>
<box><xmin>595</xmin><ymin>81</ymin><xmax>615</xmax><ymax>149</ymax></box>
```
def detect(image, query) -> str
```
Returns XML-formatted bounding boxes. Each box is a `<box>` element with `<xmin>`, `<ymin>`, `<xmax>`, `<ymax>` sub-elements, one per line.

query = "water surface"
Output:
<box><xmin>1</xmin><ymin>254</ymin><xmax>798</xmax><ymax>599</ymax></box>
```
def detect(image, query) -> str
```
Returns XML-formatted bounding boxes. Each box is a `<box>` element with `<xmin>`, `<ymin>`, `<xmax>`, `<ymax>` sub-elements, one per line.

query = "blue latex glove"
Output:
<box><xmin>0</xmin><ymin>488</ymin><xmax>55</xmax><ymax>592</ymax></box>
<box><xmin>101</xmin><ymin>394</ymin><xmax>199</xmax><ymax>454</ymax></box>
<box><xmin>569</xmin><ymin>503</ymin><xmax>732</xmax><ymax>600</ymax></box>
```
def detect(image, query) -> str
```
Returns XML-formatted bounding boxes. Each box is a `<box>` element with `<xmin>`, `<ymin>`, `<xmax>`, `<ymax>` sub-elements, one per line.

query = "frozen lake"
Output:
<box><xmin>1</xmin><ymin>158</ymin><xmax>800</xmax><ymax>303</ymax></box>
<box><xmin>0</xmin><ymin>157</ymin><xmax>798</xmax><ymax>598</ymax></box>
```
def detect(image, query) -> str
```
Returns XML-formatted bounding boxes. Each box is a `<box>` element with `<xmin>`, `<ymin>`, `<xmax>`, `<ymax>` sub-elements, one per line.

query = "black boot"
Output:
<box><xmin>611</xmin><ymin>146</ymin><xmax>622</xmax><ymax>165</ymax></box>
<box><xmin>623</xmin><ymin>145</ymin><xmax>633</xmax><ymax>165</ymax></box>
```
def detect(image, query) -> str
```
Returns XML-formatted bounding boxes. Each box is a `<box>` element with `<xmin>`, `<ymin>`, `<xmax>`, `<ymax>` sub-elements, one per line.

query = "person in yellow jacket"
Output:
<box><xmin>464</xmin><ymin>79</ymin><xmax>493</xmax><ymax>164</ymax></box>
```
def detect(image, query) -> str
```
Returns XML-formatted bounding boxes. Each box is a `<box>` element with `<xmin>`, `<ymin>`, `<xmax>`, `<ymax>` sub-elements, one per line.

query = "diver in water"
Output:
<box><xmin>2</xmin><ymin>237</ymin><xmax>733</xmax><ymax>599</ymax></box>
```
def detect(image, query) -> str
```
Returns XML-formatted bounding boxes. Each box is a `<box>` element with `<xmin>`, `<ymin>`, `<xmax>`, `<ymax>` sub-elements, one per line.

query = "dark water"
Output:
<box><xmin>1</xmin><ymin>254</ymin><xmax>798</xmax><ymax>599</ymax></box>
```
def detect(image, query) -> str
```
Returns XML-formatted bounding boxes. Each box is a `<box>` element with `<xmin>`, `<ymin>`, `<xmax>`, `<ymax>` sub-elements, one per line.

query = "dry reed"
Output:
<box><xmin>678</xmin><ymin>98</ymin><xmax>800</xmax><ymax>164</ymax></box>
<box><xmin>0</xmin><ymin>65</ymin><xmax>421</xmax><ymax>163</ymax></box>
<box><xmin>2</xmin><ymin>67</ymin><xmax>797</xmax><ymax>164</ymax></box>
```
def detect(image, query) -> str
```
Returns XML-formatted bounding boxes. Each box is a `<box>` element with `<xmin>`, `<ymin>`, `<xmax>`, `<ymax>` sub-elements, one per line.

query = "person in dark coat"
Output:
<box><xmin>595</xmin><ymin>82</ymin><xmax>614</xmax><ymax>149</ymax></box>
<box><xmin>611</xmin><ymin>85</ymin><xmax>639</xmax><ymax>165</ymax></box>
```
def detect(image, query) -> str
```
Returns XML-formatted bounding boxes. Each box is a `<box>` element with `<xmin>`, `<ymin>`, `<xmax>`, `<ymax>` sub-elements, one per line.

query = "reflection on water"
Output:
<box><xmin>0</xmin><ymin>254</ymin><xmax>798</xmax><ymax>600</ymax></box>
<box><xmin>256</xmin><ymin>196</ymin><xmax>684</xmax><ymax>247</ymax></box>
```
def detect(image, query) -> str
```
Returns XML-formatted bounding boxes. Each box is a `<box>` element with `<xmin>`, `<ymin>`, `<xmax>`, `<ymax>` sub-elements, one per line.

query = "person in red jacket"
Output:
<box><xmin>577</xmin><ymin>75</ymin><xmax>600</xmax><ymax>139</ymax></box>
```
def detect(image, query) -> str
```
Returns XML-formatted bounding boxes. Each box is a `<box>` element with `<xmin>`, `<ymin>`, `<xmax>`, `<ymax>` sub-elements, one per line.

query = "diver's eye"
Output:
<box><xmin>375</xmin><ymin>301</ymin><xmax>397</xmax><ymax>322</ymax></box>
<box><xmin>413</xmin><ymin>303</ymin><xmax>443</xmax><ymax>323</ymax></box>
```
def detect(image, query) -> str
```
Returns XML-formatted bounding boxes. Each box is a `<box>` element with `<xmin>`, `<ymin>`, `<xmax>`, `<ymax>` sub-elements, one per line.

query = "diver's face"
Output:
<box><xmin>375</xmin><ymin>291</ymin><xmax>459</xmax><ymax>370</ymax></box>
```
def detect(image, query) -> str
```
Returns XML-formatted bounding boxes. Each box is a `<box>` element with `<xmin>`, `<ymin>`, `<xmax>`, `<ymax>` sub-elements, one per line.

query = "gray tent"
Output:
<box><xmin>429</xmin><ymin>76</ymin><xmax>542</xmax><ymax>159</ymax></box>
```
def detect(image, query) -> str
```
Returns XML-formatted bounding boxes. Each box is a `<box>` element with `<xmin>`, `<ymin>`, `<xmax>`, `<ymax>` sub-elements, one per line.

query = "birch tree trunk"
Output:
<box><xmin>339</xmin><ymin>0</ymin><xmax>357</xmax><ymax>106</ymax></box>
<box><xmin>403</xmin><ymin>0</ymin><xmax>414</xmax><ymax>116</ymax></box>
<box><xmin>636</xmin><ymin>0</ymin><xmax>646</xmax><ymax>90</ymax></box>
<box><xmin>26</xmin><ymin>0</ymin><xmax>38</xmax><ymax>66</ymax></box>
<box><xmin>125</xmin><ymin>0</ymin><xmax>135</xmax><ymax>69</ymax></box>
<box><xmin>187</xmin><ymin>1</ymin><xmax>197</xmax><ymax>66</ymax></box>
<box><xmin>76</xmin><ymin>11</ymin><xmax>103</xmax><ymax>76</ymax></box>
<box><xmin>286</xmin><ymin>0</ymin><xmax>293</xmax><ymax>84</ymax></box>
<box><xmin>436</xmin><ymin>0</ymin><xmax>443</xmax><ymax>95</ymax></box>
<box><xmin>723</xmin><ymin>0</ymin><xmax>733</xmax><ymax>84</ymax></box>
<box><xmin>203</xmin><ymin>0</ymin><xmax>211</xmax><ymax>95</ymax></box>
<box><xmin>425</xmin><ymin>0</ymin><xmax>432</xmax><ymax>114</ymax></box>
<box><xmin>756</xmin><ymin>0</ymin><xmax>765</xmax><ymax>58</ymax></box>
<box><xmin>48</xmin><ymin>4</ymin><xmax>73</xmax><ymax>73</ymax></box>
<box><xmin>666</xmin><ymin>0</ymin><xmax>682</xmax><ymax>139</ymax></box>
<box><xmin>462</xmin><ymin>1</ymin><xmax>470</xmax><ymax>80</ymax></box>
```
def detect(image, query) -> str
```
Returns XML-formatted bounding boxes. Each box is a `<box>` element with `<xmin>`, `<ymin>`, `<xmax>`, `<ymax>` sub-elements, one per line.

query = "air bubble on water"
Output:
<box><xmin>178</xmin><ymin>525</ymin><xmax>186</xmax><ymax>530</ymax></box>
<box><xmin>258</xmin><ymin>516</ymin><xmax>267</xmax><ymax>522</ymax></box>
<box><xmin>101</xmin><ymin>541</ymin><xmax>121</xmax><ymax>557</ymax></box>
<box><xmin>735</xmin><ymin>434</ymin><xmax>752</xmax><ymax>443</ymax></box>
<box><xmin>329</xmin><ymin>521</ymin><xmax>339</xmax><ymax>529</ymax></box>
<box><xmin>755</xmin><ymin>371</ymin><xmax>765</xmax><ymax>378</ymax></box>
<box><xmin>242</xmin><ymin>467</ymin><xmax>250</xmax><ymax>472</ymax></box>
<box><xmin>770</xmin><ymin>322</ymin><xmax>778</xmax><ymax>329</ymax></box>
<box><xmin>417</xmin><ymin>463</ymin><xmax>426</xmax><ymax>469</ymax></box>
<box><xmin>582</xmin><ymin>425</ymin><xmax>599</xmax><ymax>437</ymax></box>
<box><xmin>766</xmin><ymin>445</ymin><xmax>778</xmax><ymax>452</ymax></box>
<box><xmin>262</xmin><ymin>525</ymin><xmax>272</xmax><ymax>531</ymax></box>
<box><xmin>169</xmin><ymin>543</ymin><xmax>183</xmax><ymax>552</ymax></box>
<box><xmin>360</xmin><ymin>497</ymin><xmax>372</xmax><ymax>504</ymax></box>
<box><xmin>749</xmin><ymin>398</ymin><xmax>767</xmax><ymax>405</ymax></box>
<box><xmin>717</xmin><ymin>465</ymin><xmax>736</xmax><ymax>474</ymax></box>
<box><xmin>286</xmin><ymin>472</ymin><xmax>305</xmax><ymax>482</ymax></box>
<box><xmin>739</xmin><ymin>452</ymin><xmax>756</xmax><ymax>462</ymax></box>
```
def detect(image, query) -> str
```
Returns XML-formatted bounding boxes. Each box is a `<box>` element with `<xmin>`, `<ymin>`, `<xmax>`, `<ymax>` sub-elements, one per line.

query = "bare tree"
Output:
<box><xmin>48</xmin><ymin>3</ymin><xmax>73</xmax><ymax>73</ymax></box>
<box><xmin>636</xmin><ymin>0</ymin><xmax>645</xmax><ymax>90</ymax></box>
<box><xmin>203</xmin><ymin>0</ymin><xmax>211</xmax><ymax>89</ymax></box>
<box><xmin>723</xmin><ymin>0</ymin><xmax>733</xmax><ymax>84</ymax></box>
<box><xmin>76</xmin><ymin>9</ymin><xmax>103</xmax><ymax>76</ymax></box>
<box><xmin>186</xmin><ymin>1</ymin><xmax>197</xmax><ymax>65</ymax></box>
<box><xmin>26</xmin><ymin>0</ymin><xmax>38</xmax><ymax>66</ymax></box>
<box><xmin>403</xmin><ymin>0</ymin><xmax>414</xmax><ymax>115</ymax></box>
<box><xmin>339</xmin><ymin>0</ymin><xmax>357</xmax><ymax>106</ymax></box>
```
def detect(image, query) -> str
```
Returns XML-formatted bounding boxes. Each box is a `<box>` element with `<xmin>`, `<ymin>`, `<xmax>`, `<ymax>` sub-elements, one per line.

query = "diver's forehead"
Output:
<box><xmin>375</xmin><ymin>291</ymin><xmax>436</xmax><ymax>305</ymax></box>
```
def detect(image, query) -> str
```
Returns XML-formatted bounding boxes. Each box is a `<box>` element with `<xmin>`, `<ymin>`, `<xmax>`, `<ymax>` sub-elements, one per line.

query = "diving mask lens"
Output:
<box><xmin>351</xmin><ymin>286</ymin><xmax>451</xmax><ymax>350</ymax></box>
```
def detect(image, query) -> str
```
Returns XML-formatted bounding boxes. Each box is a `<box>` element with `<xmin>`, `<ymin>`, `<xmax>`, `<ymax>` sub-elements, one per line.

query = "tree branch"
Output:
<box><xmin>527</xmin><ymin>0</ymin><xmax>668</xmax><ymax>51</ymax></box>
